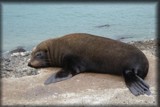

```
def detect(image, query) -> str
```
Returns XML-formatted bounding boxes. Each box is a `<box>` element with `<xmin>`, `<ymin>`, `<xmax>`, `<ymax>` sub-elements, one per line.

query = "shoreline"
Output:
<box><xmin>1</xmin><ymin>39</ymin><xmax>159</xmax><ymax>78</ymax></box>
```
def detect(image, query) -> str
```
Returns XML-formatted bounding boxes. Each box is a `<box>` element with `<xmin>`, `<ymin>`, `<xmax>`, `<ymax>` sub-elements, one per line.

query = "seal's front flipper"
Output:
<box><xmin>123</xmin><ymin>70</ymin><xmax>151</xmax><ymax>96</ymax></box>
<box><xmin>44</xmin><ymin>70</ymin><xmax>73</xmax><ymax>85</ymax></box>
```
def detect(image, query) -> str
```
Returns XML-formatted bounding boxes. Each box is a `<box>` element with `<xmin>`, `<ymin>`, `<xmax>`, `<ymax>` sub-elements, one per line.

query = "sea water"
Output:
<box><xmin>2</xmin><ymin>3</ymin><xmax>156</xmax><ymax>52</ymax></box>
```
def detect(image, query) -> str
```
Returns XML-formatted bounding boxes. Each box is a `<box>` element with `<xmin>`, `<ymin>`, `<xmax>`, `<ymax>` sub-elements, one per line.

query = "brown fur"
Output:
<box><xmin>28</xmin><ymin>33</ymin><xmax>150</xmax><ymax>96</ymax></box>
<box><xmin>31</xmin><ymin>33</ymin><xmax>148</xmax><ymax>76</ymax></box>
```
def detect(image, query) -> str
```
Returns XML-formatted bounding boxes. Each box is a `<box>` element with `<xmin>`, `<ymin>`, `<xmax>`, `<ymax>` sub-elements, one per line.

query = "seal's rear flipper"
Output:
<box><xmin>123</xmin><ymin>70</ymin><xmax>151</xmax><ymax>96</ymax></box>
<box><xmin>44</xmin><ymin>70</ymin><xmax>73</xmax><ymax>85</ymax></box>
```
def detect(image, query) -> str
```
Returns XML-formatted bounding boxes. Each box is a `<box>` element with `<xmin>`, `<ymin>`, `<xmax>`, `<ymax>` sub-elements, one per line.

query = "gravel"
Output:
<box><xmin>1</xmin><ymin>51</ymin><xmax>38</xmax><ymax>78</ymax></box>
<box><xmin>129</xmin><ymin>39</ymin><xmax>159</xmax><ymax>57</ymax></box>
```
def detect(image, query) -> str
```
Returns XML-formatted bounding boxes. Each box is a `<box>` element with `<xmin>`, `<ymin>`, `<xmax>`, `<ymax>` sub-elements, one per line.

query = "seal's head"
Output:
<box><xmin>28</xmin><ymin>41</ymin><xmax>51</xmax><ymax>68</ymax></box>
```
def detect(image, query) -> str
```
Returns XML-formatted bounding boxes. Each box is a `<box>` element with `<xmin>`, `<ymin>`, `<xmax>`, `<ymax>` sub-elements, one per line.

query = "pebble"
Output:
<box><xmin>5</xmin><ymin>58</ymin><xmax>10</xmax><ymax>62</ymax></box>
<box><xmin>5</xmin><ymin>69</ymin><xmax>13</xmax><ymax>71</ymax></box>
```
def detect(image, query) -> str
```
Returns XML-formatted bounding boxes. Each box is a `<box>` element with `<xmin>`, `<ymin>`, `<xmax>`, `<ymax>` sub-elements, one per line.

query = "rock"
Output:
<box><xmin>9</xmin><ymin>46</ymin><xmax>26</xmax><ymax>54</ymax></box>
<box><xmin>4</xmin><ymin>58</ymin><xmax>10</xmax><ymax>62</ymax></box>
<box><xmin>11</xmin><ymin>53</ymin><xmax>20</xmax><ymax>57</ymax></box>
<box><xmin>11</xmin><ymin>51</ymin><xmax>30</xmax><ymax>57</ymax></box>
<box><xmin>20</xmin><ymin>51</ymin><xmax>30</xmax><ymax>57</ymax></box>
<box><xmin>117</xmin><ymin>36</ymin><xmax>133</xmax><ymax>41</ymax></box>
<box><xmin>5</xmin><ymin>68</ymin><xmax>13</xmax><ymax>71</ymax></box>
<box><xmin>95</xmin><ymin>24</ymin><xmax>110</xmax><ymax>28</ymax></box>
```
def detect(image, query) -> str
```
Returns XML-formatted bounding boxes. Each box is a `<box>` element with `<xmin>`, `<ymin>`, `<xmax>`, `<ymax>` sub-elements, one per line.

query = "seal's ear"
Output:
<box><xmin>44</xmin><ymin>70</ymin><xmax>73</xmax><ymax>85</ymax></box>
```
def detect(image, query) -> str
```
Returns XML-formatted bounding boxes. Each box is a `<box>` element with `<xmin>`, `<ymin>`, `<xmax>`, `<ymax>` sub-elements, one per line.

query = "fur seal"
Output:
<box><xmin>28</xmin><ymin>33</ymin><xmax>150</xmax><ymax>96</ymax></box>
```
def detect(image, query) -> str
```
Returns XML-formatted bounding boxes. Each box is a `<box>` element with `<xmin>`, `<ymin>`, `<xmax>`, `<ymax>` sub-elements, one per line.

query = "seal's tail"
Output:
<box><xmin>123</xmin><ymin>70</ymin><xmax>151</xmax><ymax>96</ymax></box>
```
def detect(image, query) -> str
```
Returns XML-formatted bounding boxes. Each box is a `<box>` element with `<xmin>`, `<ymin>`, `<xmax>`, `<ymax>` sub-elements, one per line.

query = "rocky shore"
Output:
<box><xmin>129</xmin><ymin>39</ymin><xmax>159</xmax><ymax>57</ymax></box>
<box><xmin>1</xmin><ymin>39</ymin><xmax>159</xmax><ymax>78</ymax></box>
<box><xmin>1</xmin><ymin>49</ymin><xmax>38</xmax><ymax>78</ymax></box>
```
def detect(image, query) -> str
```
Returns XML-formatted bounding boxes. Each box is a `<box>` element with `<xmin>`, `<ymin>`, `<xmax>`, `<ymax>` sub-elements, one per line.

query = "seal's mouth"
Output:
<box><xmin>27</xmin><ymin>62</ymin><xmax>42</xmax><ymax>69</ymax></box>
<box><xmin>27</xmin><ymin>62</ymin><xmax>40</xmax><ymax>69</ymax></box>
<box><xmin>27</xmin><ymin>61</ymin><xmax>51</xmax><ymax>69</ymax></box>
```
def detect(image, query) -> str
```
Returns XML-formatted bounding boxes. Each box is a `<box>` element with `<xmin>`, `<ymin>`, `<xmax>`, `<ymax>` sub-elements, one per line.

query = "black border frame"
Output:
<box><xmin>0</xmin><ymin>1</ymin><xmax>159</xmax><ymax>107</ymax></box>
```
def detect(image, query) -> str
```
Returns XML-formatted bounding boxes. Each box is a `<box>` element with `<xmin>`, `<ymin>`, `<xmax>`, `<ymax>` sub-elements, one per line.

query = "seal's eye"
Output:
<box><xmin>35</xmin><ymin>52</ymin><xmax>42</xmax><ymax>58</ymax></box>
